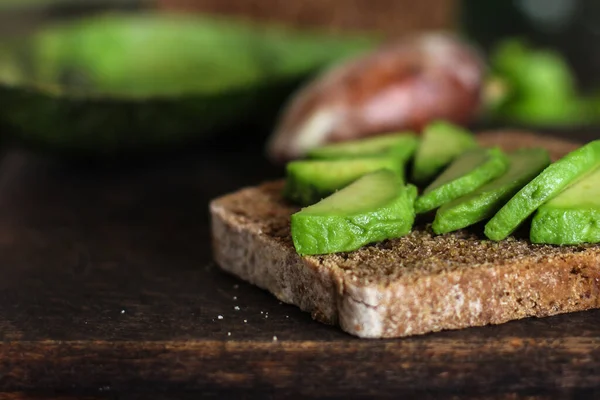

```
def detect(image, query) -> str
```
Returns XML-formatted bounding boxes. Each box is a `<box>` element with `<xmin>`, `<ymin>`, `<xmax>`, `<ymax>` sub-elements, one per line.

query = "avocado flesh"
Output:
<box><xmin>485</xmin><ymin>140</ymin><xmax>600</xmax><ymax>241</ymax></box>
<box><xmin>284</xmin><ymin>156</ymin><xmax>404</xmax><ymax>206</ymax></box>
<box><xmin>308</xmin><ymin>132</ymin><xmax>418</xmax><ymax>162</ymax></box>
<box><xmin>0</xmin><ymin>13</ymin><xmax>377</xmax><ymax>154</ymax></box>
<box><xmin>411</xmin><ymin>121</ymin><xmax>478</xmax><ymax>184</ymax></box>
<box><xmin>433</xmin><ymin>148</ymin><xmax>550</xmax><ymax>234</ymax></box>
<box><xmin>531</xmin><ymin>166</ymin><xmax>600</xmax><ymax>244</ymax></box>
<box><xmin>291</xmin><ymin>170</ymin><xmax>417</xmax><ymax>255</ymax></box>
<box><xmin>415</xmin><ymin>147</ymin><xmax>509</xmax><ymax>214</ymax></box>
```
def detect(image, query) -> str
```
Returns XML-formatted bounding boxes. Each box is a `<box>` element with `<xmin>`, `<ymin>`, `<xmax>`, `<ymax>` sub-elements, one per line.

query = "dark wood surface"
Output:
<box><xmin>0</xmin><ymin>130</ymin><xmax>600</xmax><ymax>399</ymax></box>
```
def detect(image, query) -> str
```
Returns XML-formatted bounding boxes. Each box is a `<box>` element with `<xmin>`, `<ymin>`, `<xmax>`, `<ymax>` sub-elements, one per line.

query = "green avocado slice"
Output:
<box><xmin>307</xmin><ymin>132</ymin><xmax>418</xmax><ymax>163</ymax></box>
<box><xmin>411</xmin><ymin>121</ymin><xmax>478</xmax><ymax>184</ymax></box>
<box><xmin>433</xmin><ymin>148</ymin><xmax>550</xmax><ymax>234</ymax></box>
<box><xmin>284</xmin><ymin>156</ymin><xmax>404</xmax><ymax>206</ymax></box>
<box><xmin>485</xmin><ymin>140</ymin><xmax>600</xmax><ymax>241</ymax></box>
<box><xmin>415</xmin><ymin>147</ymin><xmax>509</xmax><ymax>214</ymax></box>
<box><xmin>291</xmin><ymin>170</ymin><xmax>417</xmax><ymax>255</ymax></box>
<box><xmin>531</xmin><ymin>166</ymin><xmax>600</xmax><ymax>244</ymax></box>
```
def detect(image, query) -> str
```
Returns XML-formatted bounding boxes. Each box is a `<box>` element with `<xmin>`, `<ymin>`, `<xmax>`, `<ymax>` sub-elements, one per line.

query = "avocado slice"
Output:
<box><xmin>411</xmin><ymin>121</ymin><xmax>478</xmax><ymax>184</ymax></box>
<box><xmin>485</xmin><ymin>140</ymin><xmax>600</xmax><ymax>241</ymax></box>
<box><xmin>307</xmin><ymin>132</ymin><xmax>418</xmax><ymax>163</ymax></box>
<box><xmin>433</xmin><ymin>148</ymin><xmax>550</xmax><ymax>234</ymax></box>
<box><xmin>415</xmin><ymin>147</ymin><xmax>509</xmax><ymax>214</ymax></box>
<box><xmin>531</xmin><ymin>166</ymin><xmax>600</xmax><ymax>244</ymax></box>
<box><xmin>284</xmin><ymin>156</ymin><xmax>403</xmax><ymax>206</ymax></box>
<box><xmin>0</xmin><ymin>13</ymin><xmax>377</xmax><ymax>155</ymax></box>
<box><xmin>291</xmin><ymin>170</ymin><xmax>417</xmax><ymax>255</ymax></box>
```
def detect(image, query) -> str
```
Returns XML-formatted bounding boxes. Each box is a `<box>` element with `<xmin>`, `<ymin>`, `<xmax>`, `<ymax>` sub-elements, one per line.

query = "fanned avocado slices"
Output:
<box><xmin>291</xmin><ymin>170</ymin><xmax>417</xmax><ymax>255</ymax></box>
<box><xmin>485</xmin><ymin>140</ymin><xmax>600</xmax><ymax>241</ymax></box>
<box><xmin>284</xmin><ymin>156</ymin><xmax>403</xmax><ymax>206</ymax></box>
<box><xmin>307</xmin><ymin>132</ymin><xmax>418</xmax><ymax>163</ymax></box>
<box><xmin>531</xmin><ymin>166</ymin><xmax>600</xmax><ymax>245</ymax></box>
<box><xmin>433</xmin><ymin>148</ymin><xmax>550</xmax><ymax>234</ymax></box>
<box><xmin>415</xmin><ymin>147</ymin><xmax>509</xmax><ymax>214</ymax></box>
<box><xmin>0</xmin><ymin>13</ymin><xmax>377</xmax><ymax>154</ymax></box>
<box><xmin>411</xmin><ymin>121</ymin><xmax>478</xmax><ymax>184</ymax></box>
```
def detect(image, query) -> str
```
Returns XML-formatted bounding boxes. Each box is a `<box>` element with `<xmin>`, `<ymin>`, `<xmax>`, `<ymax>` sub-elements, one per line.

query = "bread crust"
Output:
<box><xmin>210</xmin><ymin>131</ymin><xmax>600</xmax><ymax>338</ymax></box>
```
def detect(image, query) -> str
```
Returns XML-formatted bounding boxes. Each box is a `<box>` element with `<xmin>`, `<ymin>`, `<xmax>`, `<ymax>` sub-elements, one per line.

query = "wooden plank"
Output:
<box><xmin>0</xmin><ymin>132</ymin><xmax>598</xmax><ymax>397</ymax></box>
<box><xmin>2</xmin><ymin>334</ymin><xmax>600</xmax><ymax>395</ymax></box>
<box><xmin>156</xmin><ymin>0</ymin><xmax>457</xmax><ymax>37</ymax></box>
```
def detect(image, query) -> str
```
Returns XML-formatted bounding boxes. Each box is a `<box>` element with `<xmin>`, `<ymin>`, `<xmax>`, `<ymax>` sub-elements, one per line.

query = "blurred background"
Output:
<box><xmin>0</xmin><ymin>0</ymin><xmax>598</xmax><ymax>160</ymax></box>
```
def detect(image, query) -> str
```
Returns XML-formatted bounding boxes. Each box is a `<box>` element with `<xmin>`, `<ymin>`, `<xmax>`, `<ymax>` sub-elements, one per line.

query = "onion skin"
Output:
<box><xmin>266</xmin><ymin>33</ymin><xmax>485</xmax><ymax>162</ymax></box>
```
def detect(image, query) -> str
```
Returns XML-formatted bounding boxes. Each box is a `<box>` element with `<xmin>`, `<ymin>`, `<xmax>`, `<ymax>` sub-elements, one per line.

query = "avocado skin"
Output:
<box><xmin>0</xmin><ymin>79</ymin><xmax>298</xmax><ymax>156</ymax></box>
<box><xmin>0</xmin><ymin>14</ymin><xmax>377</xmax><ymax>156</ymax></box>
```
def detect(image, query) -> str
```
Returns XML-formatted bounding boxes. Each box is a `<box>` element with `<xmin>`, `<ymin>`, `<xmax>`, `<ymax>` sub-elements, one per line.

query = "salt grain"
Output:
<box><xmin>234</xmin><ymin>306</ymin><xmax>240</xmax><ymax>311</ymax></box>
<box><xmin>272</xmin><ymin>336</ymin><xmax>278</xmax><ymax>341</ymax></box>
<box><xmin>217</xmin><ymin>315</ymin><xmax>224</xmax><ymax>320</ymax></box>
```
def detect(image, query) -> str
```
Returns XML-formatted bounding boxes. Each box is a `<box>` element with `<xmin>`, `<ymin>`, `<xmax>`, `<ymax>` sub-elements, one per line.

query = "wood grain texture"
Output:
<box><xmin>0</xmin><ymin>130</ymin><xmax>599</xmax><ymax>398</ymax></box>
<box><xmin>157</xmin><ymin>0</ymin><xmax>457</xmax><ymax>37</ymax></box>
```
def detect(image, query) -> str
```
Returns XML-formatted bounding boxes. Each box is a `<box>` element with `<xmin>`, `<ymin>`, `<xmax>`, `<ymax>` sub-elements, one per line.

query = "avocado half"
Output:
<box><xmin>0</xmin><ymin>13</ymin><xmax>376</xmax><ymax>155</ymax></box>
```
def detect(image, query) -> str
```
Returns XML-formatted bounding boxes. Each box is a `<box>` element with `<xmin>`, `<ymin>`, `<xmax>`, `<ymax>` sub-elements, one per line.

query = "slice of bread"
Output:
<box><xmin>210</xmin><ymin>131</ymin><xmax>600</xmax><ymax>338</ymax></box>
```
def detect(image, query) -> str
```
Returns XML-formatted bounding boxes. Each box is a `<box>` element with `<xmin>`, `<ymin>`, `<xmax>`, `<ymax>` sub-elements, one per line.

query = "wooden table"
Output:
<box><xmin>0</xmin><ymin>131</ymin><xmax>599</xmax><ymax>399</ymax></box>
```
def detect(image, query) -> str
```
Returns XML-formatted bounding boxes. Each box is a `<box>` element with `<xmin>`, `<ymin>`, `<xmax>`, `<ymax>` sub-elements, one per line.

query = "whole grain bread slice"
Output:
<box><xmin>210</xmin><ymin>130</ymin><xmax>600</xmax><ymax>338</ymax></box>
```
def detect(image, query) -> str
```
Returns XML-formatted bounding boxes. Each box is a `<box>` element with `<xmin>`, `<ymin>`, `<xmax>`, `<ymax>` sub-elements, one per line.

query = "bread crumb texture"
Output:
<box><xmin>218</xmin><ymin>179</ymin><xmax>598</xmax><ymax>286</ymax></box>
